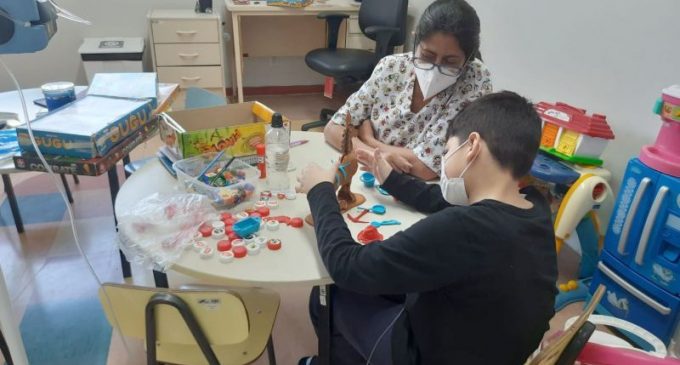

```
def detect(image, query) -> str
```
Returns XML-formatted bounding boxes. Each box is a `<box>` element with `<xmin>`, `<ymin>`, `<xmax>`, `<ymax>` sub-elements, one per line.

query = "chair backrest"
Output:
<box><xmin>358</xmin><ymin>0</ymin><xmax>408</xmax><ymax>48</ymax></box>
<box><xmin>526</xmin><ymin>284</ymin><xmax>606</xmax><ymax>365</ymax></box>
<box><xmin>99</xmin><ymin>283</ymin><xmax>279</xmax><ymax>365</ymax></box>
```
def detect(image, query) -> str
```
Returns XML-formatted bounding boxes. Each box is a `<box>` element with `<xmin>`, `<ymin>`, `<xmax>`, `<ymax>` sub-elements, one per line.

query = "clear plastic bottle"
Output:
<box><xmin>265</xmin><ymin>113</ymin><xmax>290</xmax><ymax>192</ymax></box>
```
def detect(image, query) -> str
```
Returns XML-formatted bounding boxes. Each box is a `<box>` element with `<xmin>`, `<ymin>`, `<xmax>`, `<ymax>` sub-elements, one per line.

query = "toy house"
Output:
<box><xmin>536</xmin><ymin>102</ymin><xmax>615</xmax><ymax>166</ymax></box>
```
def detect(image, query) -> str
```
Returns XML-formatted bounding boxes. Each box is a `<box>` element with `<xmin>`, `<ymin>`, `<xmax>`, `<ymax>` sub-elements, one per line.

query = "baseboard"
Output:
<box><xmin>226</xmin><ymin>84</ymin><xmax>324</xmax><ymax>97</ymax></box>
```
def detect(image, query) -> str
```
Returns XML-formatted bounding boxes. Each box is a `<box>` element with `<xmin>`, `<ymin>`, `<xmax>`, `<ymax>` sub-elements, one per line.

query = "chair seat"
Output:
<box><xmin>305</xmin><ymin>48</ymin><xmax>377</xmax><ymax>79</ymax></box>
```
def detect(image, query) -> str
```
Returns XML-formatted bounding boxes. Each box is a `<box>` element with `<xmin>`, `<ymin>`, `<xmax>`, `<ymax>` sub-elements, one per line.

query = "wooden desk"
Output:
<box><xmin>226</xmin><ymin>0</ymin><xmax>365</xmax><ymax>102</ymax></box>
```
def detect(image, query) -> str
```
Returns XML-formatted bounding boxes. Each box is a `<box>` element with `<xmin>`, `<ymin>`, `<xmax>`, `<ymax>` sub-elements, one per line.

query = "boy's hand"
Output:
<box><xmin>357</xmin><ymin>148</ymin><xmax>399</xmax><ymax>183</ymax></box>
<box><xmin>296</xmin><ymin>161</ymin><xmax>339</xmax><ymax>194</ymax></box>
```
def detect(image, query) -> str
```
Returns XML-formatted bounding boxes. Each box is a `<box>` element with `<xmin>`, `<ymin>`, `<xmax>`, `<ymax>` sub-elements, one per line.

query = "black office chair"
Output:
<box><xmin>301</xmin><ymin>0</ymin><xmax>408</xmax><ymax>131</ymax></box>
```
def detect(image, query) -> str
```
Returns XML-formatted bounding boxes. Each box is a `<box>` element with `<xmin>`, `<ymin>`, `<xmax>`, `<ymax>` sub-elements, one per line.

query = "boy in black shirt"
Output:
<box><xmin>296</xmin><ymin>91</ymin><xmax>557</xmax><ymax>365</ymax></box>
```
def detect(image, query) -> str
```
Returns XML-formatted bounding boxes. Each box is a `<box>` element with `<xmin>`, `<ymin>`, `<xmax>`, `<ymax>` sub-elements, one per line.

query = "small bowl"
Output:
<box><xmin>360</xmin><ymin>172</ymin><xmax>375</xmax><ymax>188</ymax></box>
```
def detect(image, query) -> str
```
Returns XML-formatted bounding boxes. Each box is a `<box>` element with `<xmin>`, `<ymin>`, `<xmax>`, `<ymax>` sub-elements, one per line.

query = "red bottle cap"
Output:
<box><xmin>256</xmin><ymin>144</ymin><xmax>265</xmax><ymax>155</ymax></box>
<box><xmin>222</xmin><ymin>217</ymin><xmax>235</xmax><ymax>226</ymax></box>
<box><xmin>289</xmin><ymin>217</ymin><xmax>304</xmax><ymax>228</ymax></box>
<box><xmin>228</xmin><ymin>231</ymin><xmax>239</xmax><ymax>241</ymax></box>
<box><xmin>220</xmin><ymin>212</ymin><xmax>233</xmax><ymax>221</ymax></box>
<box><xmin>250</xmin><ymin>212</ymin><xmax>261</xmax><ymax>218</ymax></box>
<box><xmin>217</xmin><ymin>240</ymin><xmax>232</xmax><ymax>252</ymax></box>
<box><xmin>270</xmin><ymin>216</ymin><xmax>291</xmax><ymax>224</ymax></box>
<box><xmin>233</xmin><ymin>246</ymin><xmax>248</xmax><ymax>258</ymax></box>
<box><xmin>267</xmin><ymin>239</ymin><xmax>282</xmax><ymax>251</ymax></box>
<box><xmin>199</xmin><ymin>225</ymin><xmax>213</xmax><ymax>237</ymax></box>
<box><xmin>257</xmin><ymin>207</ymin><xmax>270</xmax><ymax>217</ymax></box>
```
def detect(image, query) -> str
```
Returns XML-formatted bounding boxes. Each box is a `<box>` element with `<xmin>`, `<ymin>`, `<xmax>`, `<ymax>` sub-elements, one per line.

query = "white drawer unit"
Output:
<box><xmin>149</xmin><ymin>9</ymin><xmax>225</xmax><ymax>96</ymax></box>
<box><xmin>157</xmin><ymin>66</ymin><xmax>224</xmax><ymax>89</ymax></box>
<box><xmin>154</xmin><ymin>44</ymin><xmax>222</xmax><ymax>66</ymax></box>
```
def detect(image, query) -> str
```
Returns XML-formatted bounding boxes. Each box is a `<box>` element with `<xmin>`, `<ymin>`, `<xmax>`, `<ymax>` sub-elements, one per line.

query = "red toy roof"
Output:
<box><xmin>536</xmin><ymin>101</ymin><xmax>615</xmax><ymax>140</ymax></box>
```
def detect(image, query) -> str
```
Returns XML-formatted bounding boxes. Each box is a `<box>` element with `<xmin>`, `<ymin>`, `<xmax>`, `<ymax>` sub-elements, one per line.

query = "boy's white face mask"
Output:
<box><xmin>415</xmin><ymin>67</ymin><xmax>459</xmax><ymax>100</ymax></box>
<box><xmin>440</xmin><ymin>140</ymin><xmax>475</xmax><ymax>206</ymax></box>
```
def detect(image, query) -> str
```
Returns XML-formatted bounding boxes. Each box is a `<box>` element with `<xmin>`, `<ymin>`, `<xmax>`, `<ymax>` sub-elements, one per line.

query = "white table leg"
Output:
<box><xmin>0</xmin><ymin>266</ymin><xmax>29</xmax><ymax>365</ymax></box>
<box><xmin>232</xmin><ymin>13</ymin><xmax>245</xmax><ymax>103</ymax></box>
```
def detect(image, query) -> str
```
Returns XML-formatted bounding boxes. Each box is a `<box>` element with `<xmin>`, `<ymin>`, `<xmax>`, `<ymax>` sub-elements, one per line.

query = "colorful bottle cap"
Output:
<box><xmin>266</xmin><ymin>220</ymin><xmax>280</xmax><ymax>231</ymax></box>
<box><xmin>211</xmin><ymin>220</ymin><xmax>225</xmax><ymax>229</ymax></box>
<box><xmin>257</xmin><ymin>206</ymin><xmax>271</xmax><ymax>217</ymax></box>
<box><xmin>244</xmin><ymin>235</ymin><xmax>256</xmax><ymax>244</ymax></box>
<box><xmin>235</xmin><ymin>212</ymin><xmax>250</xmax><ymax>220</ymax></box>
<box><xmin>247</xmin><ymin>242</ymin><xmax>261</xmax><ymax>255</ymax></box>
<box><xmin>219</xmin><ymin>251</ymin><xmax>235</xmax><ymax>263</ymax></box>
<box><xmin>199</xmin><ymin>225</ymin><xmax>213</xmax><ymax>237</ymax></box>
<box><xmin>285</xmin><ymin>192</ymin><xmax>297</xmax><ymax>200</ymax></box>
<box><xmin>267</xmin><ymin>200</ymin><xmax>279</xmax><ymax>209</ymax></box>
<box><xmin>255</xmin><ymin>200</ymin><xmax>268</xmax><ymax>209</ymax></box>
<box><xmin>255</xmin><ymin>236</ymin><xmax>268</xmax><ymax>247</ymax></box>
<box><xmin>233</xmin><ymin>246</ymin><xmax>247</xmax><ymax>258</ymax></box>
<box><xmin>199</xmin><ymin>246</ymin><xmax>214</xmax><ymax>259</ymax></box>
<box><xmin>193</xmin><ymin>240</ymin><xmax>207</xmax><ymax>252</ymax></box>
<box><xmin>232</xmin><ymin>239</ymin><xmax>245</xmax><ymax>247</ymax></box>
<box><xmin>360</xmin><ymin>172</ymin><xmax>375</xmax><ymax>187</ymax></box>
<box><xmin>217</xmin><ymin>240</ymin><xmax>232</xmax><ymax>252</ymax></box>
<box><xmin>289</xmin><ymin>217</ymin><xmax>304</xmax><ymax>228</ymax></box>
<box><xmin>277</xmin><ymin>192</ymin><xmax>287</xmax><ymax>200</ymax></box>
<box><xmin>267</xmin><ymin>239</ymin><xmax>282</xmax><ymax>251</ymax></box>
<box><xmin>212</xmin><ymin>227</ymin><xmax>226</xmax><ymax>237</ymax></box>
<box><xmin>220</xmin><ymin>212</ymin><xmax>233</xmax><ymax>221</ymax></box>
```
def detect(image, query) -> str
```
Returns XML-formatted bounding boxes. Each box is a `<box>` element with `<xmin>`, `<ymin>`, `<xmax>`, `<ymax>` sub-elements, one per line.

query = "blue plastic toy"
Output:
<box><xmin>371</xmin><ymin>220</ymin><xmax>401</xmax><ymax>227</ymax></box>
<box><xmin>232</xmin><ymin>216</ymin><xmax>261</xmax><ymax>238</ymax></box>
<box><xmin>359</xmin><ymin>204</ymin><xmax>386</xmax><ymax>215</ymax></box>
<box><xmin>360</xmin><ymin>172</ymin><xmax>376</xmax><ymax>188</ymax></box>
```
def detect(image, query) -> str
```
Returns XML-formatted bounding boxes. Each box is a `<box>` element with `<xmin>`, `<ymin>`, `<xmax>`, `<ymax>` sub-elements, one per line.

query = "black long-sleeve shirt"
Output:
<box><xmin>307</xmin><ymin>171</ymin><xmax>558</xmax><ymax>365</ymax></box>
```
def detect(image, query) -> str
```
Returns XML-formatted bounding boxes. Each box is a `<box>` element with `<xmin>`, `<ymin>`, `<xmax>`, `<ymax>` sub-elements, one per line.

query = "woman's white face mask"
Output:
<box><xmin>415</xmin><ymin>68</ymin><xmax>460</xmax><ymax>100</ymax></box>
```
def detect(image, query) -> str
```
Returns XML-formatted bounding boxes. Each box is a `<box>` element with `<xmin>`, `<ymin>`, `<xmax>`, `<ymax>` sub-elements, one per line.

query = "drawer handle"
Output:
<box><xmin>176</xmin><ymin>30</ymin><xmax>198</xmax><ymax>36</ymax></box>
<box><xmin>178</xmin><ymin>53</ymin><xmax>200</xmax><ymax>58</ymax></box>
<box><xmin>181</xmin><ymin>76</ymin><xmax>201</xmax><ymax>82</ymax></box>
<box><xmin>618</xmin><ymin>177</ymin><xmax>651</xmax><ymax>255</ymax></box>
<box><xmin>635</xmin><ymin>186</ymin><xmax>669</xmax><ymax>266</ymax></box>
<box><xmin>598</xmin><ymin>261</ymin><xmax>671</xmax><ymax>315</ymax></box>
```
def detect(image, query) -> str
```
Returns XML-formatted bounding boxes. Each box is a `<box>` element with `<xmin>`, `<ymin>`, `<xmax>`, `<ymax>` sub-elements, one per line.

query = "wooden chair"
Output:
<box><xmin>99</xmin><ymin>283</ymin><xmax>279</xmax><ymax>365</ymax></box>
<box><xmin>526</xmin><ymin>284</ymin><xmax>606</xmax><ymax>365</ymax></box>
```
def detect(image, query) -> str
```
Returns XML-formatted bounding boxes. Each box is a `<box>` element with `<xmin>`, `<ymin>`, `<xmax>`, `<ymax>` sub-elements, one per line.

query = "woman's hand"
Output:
<box><xmin>295</xmin><ymin>161</ymin><xmax>339</xmax><ymax>194</ymax></box>
<box><xmin>356</xmin><ymin>148</ymin><xmax>402</xmax><ymax>183</ymax></box>
<box><xmin>357</xmin><ymin>120</ymin><xmax>378</xmax><ymax>147</ymax></box>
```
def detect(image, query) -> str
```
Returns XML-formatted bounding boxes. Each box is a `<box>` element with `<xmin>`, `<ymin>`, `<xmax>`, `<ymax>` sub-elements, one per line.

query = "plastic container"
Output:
<box><xmin>41</xmin><ymin>82</ymin><xmax>76</xmax><ymax>111</ymax></box>
<box><xmin>174</xmin><ymin>152</ymin><xmax>259</xmax><ymax>208</ymax></box>
<box><xmin>265</xmin><ymin>112</ymin><xmax>290</xmax><ymax>192</ymax></box>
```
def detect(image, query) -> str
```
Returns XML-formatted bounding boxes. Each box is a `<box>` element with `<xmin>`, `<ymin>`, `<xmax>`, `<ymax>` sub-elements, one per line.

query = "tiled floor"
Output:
<box><xmin>1</xmin><ymin>92</ymin><xmax>585</xmax><ymax>365</ymax></box>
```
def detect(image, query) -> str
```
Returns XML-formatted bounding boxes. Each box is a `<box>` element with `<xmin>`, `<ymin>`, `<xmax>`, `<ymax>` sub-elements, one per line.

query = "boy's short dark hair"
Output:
<box><xmin>446</xmin><ymin>91</ymin><xmax>541</xmax><ymax>179</ymax></box>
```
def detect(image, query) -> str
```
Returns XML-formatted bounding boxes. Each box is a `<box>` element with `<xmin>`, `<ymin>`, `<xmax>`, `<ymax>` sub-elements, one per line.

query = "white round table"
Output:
<box><xmin>114</xmin><ymin>131</ymin><xmax>427</xmax><ymax>288</ymax></box>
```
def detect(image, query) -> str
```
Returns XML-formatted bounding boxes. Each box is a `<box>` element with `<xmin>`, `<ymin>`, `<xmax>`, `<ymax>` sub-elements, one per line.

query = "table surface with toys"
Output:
<box><xmin>114</xmin><ymin>131</ymin><xmax>427</xmax><ymax>287</ymax></box>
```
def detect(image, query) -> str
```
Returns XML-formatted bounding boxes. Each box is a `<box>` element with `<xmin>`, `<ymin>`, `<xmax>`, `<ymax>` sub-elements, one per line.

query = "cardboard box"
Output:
<box><xmin>159</xmin><ymin>101</ymin><xmax>288</xmax><ymax>159</ymax></box>
<box><xmin>14</xmin><ymin>120</ymin><xmax>158</xmax><ymax>176</ymax></box>
<box><xmin>16</xmin><ymin>95</ymin><xmax>154</xmax><ymax>158</ymax></box>
<box><xmin>87</xmin><ymin>72</ymin><xmax>158</xmax><ymax>108</ymax></box>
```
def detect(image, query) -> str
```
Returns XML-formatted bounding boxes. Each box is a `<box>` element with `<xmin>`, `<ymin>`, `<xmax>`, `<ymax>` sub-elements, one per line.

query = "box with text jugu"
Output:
<box><xmin>159</xmin><ymin>101</ymin><xmax>290</xmax><ymax>160</ymax></box>
<box><xmin>16</xmin><ymin>95</ymin><xmax>153</xmax><ymax>158</ymax></box>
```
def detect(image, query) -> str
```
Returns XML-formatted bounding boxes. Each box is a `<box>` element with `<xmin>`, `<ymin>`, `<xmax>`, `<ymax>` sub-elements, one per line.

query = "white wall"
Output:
<box><xmin>0</xmin><ymin>0</ymin><xmax>206</xmax><ymax>88</ymax></box>
<box><xmin>465</xmin><ymin>0</ymin><xmax>680</xmax><ymax>194</ymax></box>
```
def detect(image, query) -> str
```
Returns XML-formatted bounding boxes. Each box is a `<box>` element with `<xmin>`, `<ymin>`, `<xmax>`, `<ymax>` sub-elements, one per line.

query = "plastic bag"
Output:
<box><xmin>117</xmin><ymin>193</ymin><xmax>217</xmax><ymax>272</ymax></box>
